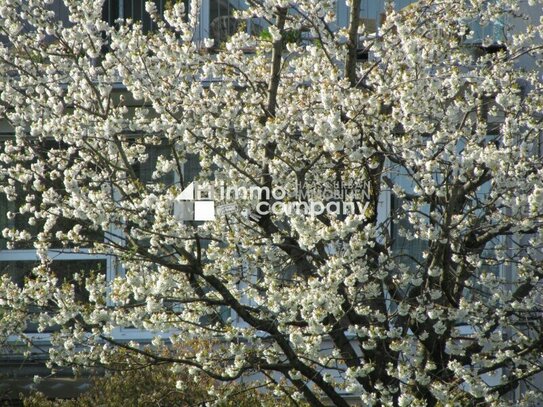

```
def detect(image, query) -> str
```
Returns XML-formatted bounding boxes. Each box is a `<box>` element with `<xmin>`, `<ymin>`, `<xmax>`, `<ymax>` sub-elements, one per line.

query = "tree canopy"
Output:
<box><xmin>1</xmin><ymin>0</ymin><xmax>543</xmax><ymax>405</ymax></box>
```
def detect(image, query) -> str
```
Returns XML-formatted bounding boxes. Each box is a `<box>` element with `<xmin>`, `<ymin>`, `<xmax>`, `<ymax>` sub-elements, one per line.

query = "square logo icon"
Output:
<box><xmin>194</xmin><ymin>201</ymin><xmax>215</xmax><ymax>221</ymax></box>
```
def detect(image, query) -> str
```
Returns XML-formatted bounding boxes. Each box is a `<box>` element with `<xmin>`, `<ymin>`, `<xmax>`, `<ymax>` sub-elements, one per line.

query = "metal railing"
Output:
<box><xmin>102</xmin><ymin>0</ymin><xmax>188</xmax><ymax>32</ymax></box>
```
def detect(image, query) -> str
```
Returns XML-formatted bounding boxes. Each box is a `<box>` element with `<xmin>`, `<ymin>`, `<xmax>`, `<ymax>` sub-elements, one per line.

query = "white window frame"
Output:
<box><xmin>0</xmin><ymin>249</ymin><xmax>113</xmax><ymax>343</ymax></box>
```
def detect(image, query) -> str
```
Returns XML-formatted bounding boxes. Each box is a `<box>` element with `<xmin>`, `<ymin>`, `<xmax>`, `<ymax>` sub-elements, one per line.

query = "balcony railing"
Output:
<box><xmin>101</xmin><ymin>0</ymin><xmax>263</xmax><ymax>47</ymax></box>
<box><xmin>102</xmin><ymin>0</ymin><xmax>190</xmax><ymax>32</ymax></box>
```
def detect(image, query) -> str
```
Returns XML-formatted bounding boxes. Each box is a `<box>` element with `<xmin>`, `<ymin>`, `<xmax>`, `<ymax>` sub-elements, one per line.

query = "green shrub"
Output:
<box><xmin>22</xmin><ymin>346</ymin><xmax>304</xmax><ymax>407</ymax></box>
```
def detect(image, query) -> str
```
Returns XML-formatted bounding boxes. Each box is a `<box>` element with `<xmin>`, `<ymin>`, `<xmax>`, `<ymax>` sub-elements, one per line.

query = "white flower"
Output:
<box><xmin>203</xmin><ymin>38</ymin><xmax>214</xmax><ymax>48</ymax></box>
<box><xmin>145</xmin><ymin>2</ymin><xmax>157</xmax><ymax>15</ymax></box>
<box><xmin>268</xmin><ymin>26</ymin><xmax>282</xmax><ymax>42</ymax></box>
<box><xmin>433</xmin><ymin>321</ymin><xmax>447</xmax><ymax>335</ymax></box>
<box><xmin>175</xmin><ymin>380</ymin><xmax>186</xmax><ymax>390</ymax></box>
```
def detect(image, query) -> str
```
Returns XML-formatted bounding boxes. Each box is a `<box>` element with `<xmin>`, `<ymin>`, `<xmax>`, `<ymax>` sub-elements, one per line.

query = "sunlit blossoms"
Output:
<box><xmin>1</xmin><ymin>0</ymin><xmax>543</xmax><ymax>405</ymax></box>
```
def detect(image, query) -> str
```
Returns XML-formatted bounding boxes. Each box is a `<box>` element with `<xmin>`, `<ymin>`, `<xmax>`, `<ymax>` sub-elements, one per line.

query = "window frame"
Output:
<box><xmin>0</xmin><ymin>134</ymin><xmax>114</xmax><ymax>338</ymax></box>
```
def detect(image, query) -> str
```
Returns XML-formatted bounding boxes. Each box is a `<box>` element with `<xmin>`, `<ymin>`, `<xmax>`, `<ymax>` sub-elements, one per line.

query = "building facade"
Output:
<box><xmin>0</xmin><ymin>0</ymin><xmax>541</xmax><ymax>404</ymax></box>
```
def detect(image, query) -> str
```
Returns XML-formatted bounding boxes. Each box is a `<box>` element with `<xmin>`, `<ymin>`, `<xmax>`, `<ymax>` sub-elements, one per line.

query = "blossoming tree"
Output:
<box><xmin>1</xmin><ymin>0</ymin><xmax>543</xmax><ymax>405</ymax></box>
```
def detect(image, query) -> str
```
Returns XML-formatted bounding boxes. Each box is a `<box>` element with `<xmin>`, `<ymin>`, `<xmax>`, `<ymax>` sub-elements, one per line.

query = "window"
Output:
<box><xmin>0</xmin><ymin>139</ymin><xmax>103</xmax><ymax>250</ymax></box>
<box><xmin>390</xmin><ymin>195</ymin><xmax>427</xmax><ymax>272</ymax></box>
<box><xmin>102</xmin><ymin>0</ymin><xmax>190</xmax><ymax>32</ymax></box>
<box><xmin>336</xmin><ymin>0</ymin><xmax>418</xmax><ymax>32</ymax></box>
<box><xmin>101</xmin><ymin>0</ymin><xmax>264</xmax><ymax>48</ymax></box>
<box><xmin>209</xmin><ymin>0</ymin><xmax>252</xmax><ymax>46</ymax></box>
<box><xmin>114</xmin><ymin>142</ymin><xmax>232</xmax><ymax>336</ymax></box>
<box><xmin>359</xmin><ymin>0</ymin><xmax>386</xmax><ymax>33</ymax></box>
<box><xmin>386</xmin><ymin>161</ymin><xmax>428</xmax><ymax>273</ymax></box>
<box><xmin>0</xmin><ymin>139</ymin><xmax>111</xmax><ymax>334</ymax></box>
<box><xmin>0</xmin><ymin>258</ymin><xmax>107</xmax><ymax>332</ymax></box>
<box><xmin>464</xmin><ymin>17</ymin><xmax>507</xmax><ymax>46</ymax></box>
<box><xmin>133</xmin><ymin>143</ymin><xmax>176</xmax><ymax>186</ymax></box>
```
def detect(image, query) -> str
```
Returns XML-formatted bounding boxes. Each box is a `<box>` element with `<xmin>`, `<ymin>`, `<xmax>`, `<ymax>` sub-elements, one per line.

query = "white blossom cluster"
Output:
<box><xmin>1</xmin><ymin>0</ymin><xmax>543</xmax><ymax>405</ymax></box>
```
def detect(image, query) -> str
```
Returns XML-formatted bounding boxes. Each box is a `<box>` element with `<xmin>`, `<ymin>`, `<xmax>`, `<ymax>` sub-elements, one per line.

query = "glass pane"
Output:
<box><xmin>0</xmin><ymin>260</ymin><xmax>107</xmax><ymax>332</ymax></box>
<box><xmin>395</xmin><ymin>0</ymin><xmax>417</xmax><ymax>11</ymax></box>
<box><xmin>467</xmin><ymin>18</ymin><xmax>506</xmax><ymax>44</ymax></box>
<box><xmin>360</xmin><ymin>0</ymin><xmax>383</xmax><ymax>21</ymax></box>
<box><xmin>0</xmin><ymin>192</ymin><xmax>38</xmax><ymax>250</ymax></box>
<box><xmin>106</xmin><ymin>0</ymin><xmax>189</xmax><ymax>32</ymax></box>
<box><xmin>391</xmin><ymin>196</ymin><xmax>427</xmax><ymax>270</ymax></box>
<box><xmin>0</xmin><ymin>260</ymin><xmax>106</xmax><ymax>299</ymax></box>
<box><xmin>0</xmin><ymin>139</ymin><xmax>104</xmax><ymax>249</ymax></box>
<box><xmin>0</xmin><ymin>185</ymin><xmax>103</xmax><ymax>249</ymax></box>
<box><xmin>199</xmin><ymin>305</ymin><xmax>231</xmax><ymax>326</ymax></box>
<box><xmin>183</xmin><ymin>153</ymin><xmax>201</xmax><ymax>186</ymax></box>
<box><xmin>209</xmin><ymin>0</ymin><xmax>242</xmax><ymax>46</ymax></box>
<box><xmin>133</xmin><ymin>144</ymin><xmax>176</xmax><ymax>185</ymax></box>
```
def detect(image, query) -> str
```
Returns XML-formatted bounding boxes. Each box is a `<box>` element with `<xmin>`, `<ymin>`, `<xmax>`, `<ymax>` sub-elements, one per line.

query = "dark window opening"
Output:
<box><xmin>102</xmin><ymin>0</ymin><xmax>190</xmax><ymax>33</ymax></box>
<box><xmin>0</xmin><ymin>260</ymin><xmax>107</xmax><ymax>332</ymax></box>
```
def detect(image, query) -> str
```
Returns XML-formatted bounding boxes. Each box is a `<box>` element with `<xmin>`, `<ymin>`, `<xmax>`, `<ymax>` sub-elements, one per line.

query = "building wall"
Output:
<box><xmin>0</xmin><ymin>0</ymin><xmax>541</xmax><ymax>403</ymax></box>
